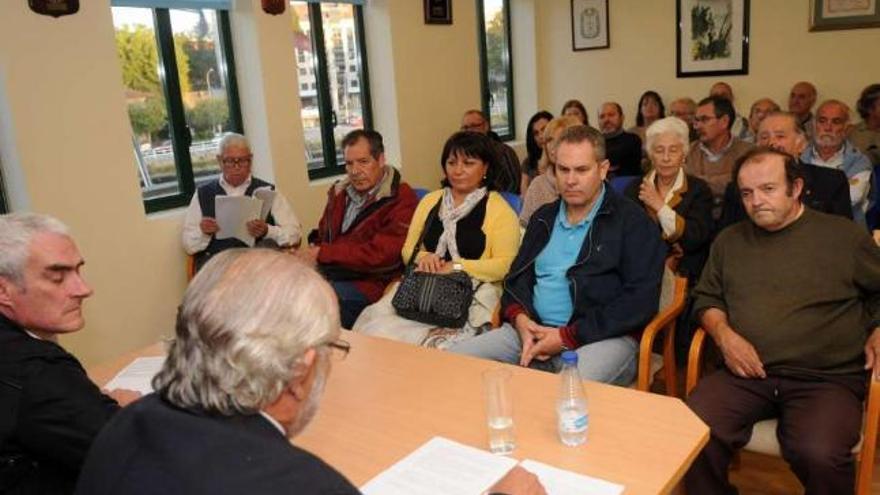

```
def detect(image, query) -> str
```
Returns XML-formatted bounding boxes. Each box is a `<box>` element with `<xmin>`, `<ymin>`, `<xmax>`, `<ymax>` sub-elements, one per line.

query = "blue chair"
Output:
<box><xmin>610</xmin><ymin>175</ymin><xmax>639</xmax><ymax>194</ymax></box>
<box><xmin>500</xmin><ymin>191</ymin><xmax>522</xmax><ymax>214</ymax></box>
<box><xmin>413</xmin><ymin>187</ymin><xmax>429</xmax><ymax>200</ymax></box>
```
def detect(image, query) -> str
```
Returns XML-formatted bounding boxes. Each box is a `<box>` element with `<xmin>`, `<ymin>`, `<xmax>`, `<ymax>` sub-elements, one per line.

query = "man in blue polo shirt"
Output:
<box><xmin>450</xmin><ymin>125</ymin><xmax>666</xmax><ymax>384</ymax></box>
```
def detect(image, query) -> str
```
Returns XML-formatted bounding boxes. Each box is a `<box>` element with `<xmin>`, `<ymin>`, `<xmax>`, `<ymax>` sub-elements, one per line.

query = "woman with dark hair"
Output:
<box><xmin>353</xmin><ymin>132</ymin><xmax>520</xmax><ymax>348</ymax></box>
<box><xmin>561</xmin><ymin>99</ymin><xmax>589</xmax><ymax>125</ymax></box>
<box><xmin>628</xmin><ymin>91</ymin><xmax>666</xmax><ymax>144</ymax></box>
<box><xmin>521</xmin><ymin>110</ymin><xmax>553</xmax><ymax>191</ymax></box>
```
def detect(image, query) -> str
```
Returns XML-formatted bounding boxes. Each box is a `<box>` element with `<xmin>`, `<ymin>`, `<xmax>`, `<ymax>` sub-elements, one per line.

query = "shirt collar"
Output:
<box><xmin>698</xmin><ymin>134</ymin><xmax>735</xmax><ymax>163</ymax></box>
<box><xmin>219</xmin><ymin>175</ymin><xmax>252</xmax><ymax>193</ymax></box>
<box><xmin>644</xmin><ymin>168</ymin><xmax>686</xmax><ymax>202</ymax></box>
<box><xmin>809</xmin><ymin>144</ymin><xmax>845</xmax><ymax>168</ymax></box>
<box><xmin>557</xmin><ymin>183</ymin><xmax>606</xmax><ymax>229</ymax></box>
<box><xmin>259</xmin><ymin>411</ymin><xmax>286</xmax><ymax>435</ymax></box>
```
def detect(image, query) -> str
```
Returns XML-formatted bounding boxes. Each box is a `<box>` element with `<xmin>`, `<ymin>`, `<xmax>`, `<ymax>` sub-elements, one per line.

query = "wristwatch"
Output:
<box><xmin>452</xmin><ymin>262</ymin><xmax>463</xmax><ymax>272</ymax></box>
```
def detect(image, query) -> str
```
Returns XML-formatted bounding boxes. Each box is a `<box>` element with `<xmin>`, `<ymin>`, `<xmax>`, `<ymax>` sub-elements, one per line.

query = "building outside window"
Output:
<box><xmin>291</xmin><ymin>1</ymin><xmax>371</xmax><ymax>179</ymax></box>
<box><xmin>111</xmin><ymin>3</ymin><xmax>242</xmax><ymax>213</ymax></box>
<box><xmin>478</xmin><ymin>0</ymin><xmax>514</xmax><ymax>140</ymax></box>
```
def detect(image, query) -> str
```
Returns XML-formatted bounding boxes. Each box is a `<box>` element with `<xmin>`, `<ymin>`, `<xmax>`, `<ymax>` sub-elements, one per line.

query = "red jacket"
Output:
<box><xmin>312</xmin><ymin>167</ymin><xmax>417</xmax><ymax>302</ymax></box>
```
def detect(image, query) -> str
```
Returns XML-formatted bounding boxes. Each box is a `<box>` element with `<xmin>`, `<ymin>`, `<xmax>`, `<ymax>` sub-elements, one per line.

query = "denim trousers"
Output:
<box><xmin>447</xmin><ymin>323</ymin><xmax>638</xmax><ymax>386</ymax></box>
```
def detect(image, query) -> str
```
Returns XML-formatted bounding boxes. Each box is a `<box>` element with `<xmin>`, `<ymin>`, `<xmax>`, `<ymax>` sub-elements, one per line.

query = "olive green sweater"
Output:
<box><xmin>693</xmin><ymin>209</ymin><xmax>880</xmax><ymax>377</ymax></box>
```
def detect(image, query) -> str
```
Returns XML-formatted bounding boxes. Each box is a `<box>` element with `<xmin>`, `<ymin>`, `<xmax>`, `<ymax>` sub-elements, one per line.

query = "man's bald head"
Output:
<box><xmin>710</xmin><ymin>82</ymin><xmax>734</xmax><ymax>103</ymax></box>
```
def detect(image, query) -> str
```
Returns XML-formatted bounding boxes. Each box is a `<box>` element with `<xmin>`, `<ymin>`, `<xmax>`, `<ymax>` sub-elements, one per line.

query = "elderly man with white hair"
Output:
<box><xmin>624</xmin><ymin>117</ymin><xmax>714</xmax><ymax>282</ymax></box>
<box><xmin>75</xmin><ymin>249</ymin><xmax>546</xmax><ymax>495</ymax></box>
<box><xmin>801</xmin><ymin>100</ymin><xmax>874</xmax><ymax>227</ymax></box>
<box><xmin>0</xmin><ymin>213</ymin><xmax>137</xmax><ymax>494</ymax></box>
<box><xmin>182</xmin><ymin>132</ymin><xmax>302</xmax><ymax>270</ymax></box>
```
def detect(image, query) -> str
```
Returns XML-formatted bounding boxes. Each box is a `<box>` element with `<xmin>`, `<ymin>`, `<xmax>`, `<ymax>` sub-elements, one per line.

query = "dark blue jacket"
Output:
<box><xmin>502</xmin><ymin>186</ymin><xmax>666</xmax><ymax>346</ymax></box>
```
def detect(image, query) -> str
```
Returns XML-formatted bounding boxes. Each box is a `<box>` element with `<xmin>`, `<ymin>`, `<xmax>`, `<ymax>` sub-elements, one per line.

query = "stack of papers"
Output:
<box><xmin>215</xmin><ymin>187</ymin><xmax>275</xmax><ymax>247</ymax></box>
<box><xmin>103</xmin><ymin>356</ymin><xmax>165</xmax><ymax>395</ymax></box>
<box><xmin>361</xmin><ymin>437</ymin><xmax>623</xmax><ymax>495</ymax></box>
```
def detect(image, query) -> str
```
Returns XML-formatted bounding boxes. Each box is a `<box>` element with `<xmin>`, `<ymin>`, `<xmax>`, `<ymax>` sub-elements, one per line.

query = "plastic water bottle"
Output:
<box><xmin>557</xmin><ymin>351</ymin><xmax>589</xmax><ymax>446</ymax></box>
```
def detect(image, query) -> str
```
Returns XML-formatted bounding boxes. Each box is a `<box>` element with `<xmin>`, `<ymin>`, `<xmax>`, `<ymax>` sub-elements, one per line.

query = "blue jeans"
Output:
<box><xmin>330</xmin><ymin>281</ymin><xmax>370</xmax><ymax>330</ymax></box>
<box><xmin>447</xmin><ymin>323</ymin><xmax>638</xmax><ymax>386</ymax></box>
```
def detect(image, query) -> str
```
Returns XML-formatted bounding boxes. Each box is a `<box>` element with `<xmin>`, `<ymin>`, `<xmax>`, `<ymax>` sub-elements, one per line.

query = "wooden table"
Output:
<box><xmin>91</xmin><ymin>332</ymin><xmax>708</xmax><ymax>494</ymax></box>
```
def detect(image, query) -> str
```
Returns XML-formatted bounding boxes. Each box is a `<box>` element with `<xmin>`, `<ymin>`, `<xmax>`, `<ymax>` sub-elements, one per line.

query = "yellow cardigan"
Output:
<box><xmin>401</xmin><ymin>190</ymin><xmax>521</xmax><ymax>283</ymax></box>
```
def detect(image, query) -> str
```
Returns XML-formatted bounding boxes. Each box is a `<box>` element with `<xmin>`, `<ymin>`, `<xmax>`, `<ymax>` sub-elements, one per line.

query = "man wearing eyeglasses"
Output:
<box><xmin>75</xmin><ymin>250</ymin><xmax>546</xmax><ymax>495</ymax></box>
<box><xmin>460</xmin><ymin>109</ymin><xmax>523</xmax><ymax>194</ymax></box>
<box><xmin>686</xmin><ymin>95</ymin><xmax>754</xmax><ymax>220</ymax></box>
<box><xmin>182</xmin><ymin>132</ymin><xmax>302</xmax><ymax>270</ymax></box>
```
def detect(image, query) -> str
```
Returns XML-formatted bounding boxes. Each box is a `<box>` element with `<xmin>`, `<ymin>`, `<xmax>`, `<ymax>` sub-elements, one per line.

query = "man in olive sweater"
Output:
<box><xmin>684</xmin><ymin>148</ymin><xmax>880</xmax><ymax>495</ymax></box>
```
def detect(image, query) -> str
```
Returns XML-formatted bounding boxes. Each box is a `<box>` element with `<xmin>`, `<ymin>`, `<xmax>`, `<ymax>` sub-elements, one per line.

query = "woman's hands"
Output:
<box><xmin>415</xmin><ymin>253</ymin><xmax>454</xmax><ymax>274</ymax></box>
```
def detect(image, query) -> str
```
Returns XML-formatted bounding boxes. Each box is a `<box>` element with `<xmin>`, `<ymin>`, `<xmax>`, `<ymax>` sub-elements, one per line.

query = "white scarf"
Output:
<box><xmin>434</xmin><ymin>187</ymin><xmax>488</xmax><ymax>261</ymax></box>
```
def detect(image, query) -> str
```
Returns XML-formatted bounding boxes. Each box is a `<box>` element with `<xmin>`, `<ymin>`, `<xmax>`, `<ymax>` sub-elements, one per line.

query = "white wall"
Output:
<box><xmin>0</xmin><ymin>0</ymin><xmax>491</xmax><ymax>365</ymax></box>
<box><xmin>536</xmin><ymin>1</ymin><xmax>880</xmax><ymax>125</ymax></box>
<box><xmin>8</xmin><ymin>0</ymin><xmax>873</xmax><ymax>366</ymax></box>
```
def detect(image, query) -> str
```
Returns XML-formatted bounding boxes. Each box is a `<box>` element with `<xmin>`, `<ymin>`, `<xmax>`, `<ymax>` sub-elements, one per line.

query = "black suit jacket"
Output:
<box><xmin>718</xmin><ymin>160</ymin><xmax>852</xmax><ymax>231</ymax></box>
<box><xmin>75</xmin><ymin>394</ymin><xmax>360</xmax><ymax>495</ymax></box>
<box><xmin>605</xmin><ymin>131</ymin><xmax>643</xmax><ymax>177</ymax></box>
<box><xmin>0</xmin><ymin>315</ymin><xmax>119</xmax><ymax>494</ymax></box>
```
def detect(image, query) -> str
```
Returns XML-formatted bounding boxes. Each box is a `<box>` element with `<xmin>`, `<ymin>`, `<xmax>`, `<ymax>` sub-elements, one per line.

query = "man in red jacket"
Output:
<box><xmin>297</xmin><ymin>130</ymin><xmax>417</xmax><ymax>328</ymax></box>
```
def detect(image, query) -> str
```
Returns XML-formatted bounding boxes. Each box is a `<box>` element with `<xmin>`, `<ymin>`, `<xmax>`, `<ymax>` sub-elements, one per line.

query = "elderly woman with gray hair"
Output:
<box><xmin>624</xmin><ymin>117</ymin><xmax>714</xmax><ymax>281</ymax></box>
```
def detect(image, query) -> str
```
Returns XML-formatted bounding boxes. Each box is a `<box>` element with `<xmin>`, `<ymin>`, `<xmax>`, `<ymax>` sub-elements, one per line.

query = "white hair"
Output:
<box><xmin>0</xmin><ymin>213</ymin><xmax>69</xmax><ymax>286</ymax></box>
<box><xmin>217</xmin><ymin>132</ymin><xmax>250</xmax><ymax>156</ymax></box>
<box><xmin>645</xmin><ymin>117</ymin><xmax>691</xmax><ymax>156</ymax></box>
<box><xmin>153</xmin><ymin>249</ymin><xmax>340</xmax><ymax>415</ymax></box>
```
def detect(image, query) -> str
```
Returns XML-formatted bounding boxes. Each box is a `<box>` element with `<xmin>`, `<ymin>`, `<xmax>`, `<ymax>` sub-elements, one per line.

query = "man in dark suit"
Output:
<box><xmin>598</xmin><ymin>102</ymin><xmax>643</xmax><ymax>177</ymax></box>
<box><xmin>75</xmin><ymin>249</ymin><xmax>546</xmax><ymax>495</ymax></box>
<box><xmin>0</xmin><ymin>213</ymin><xmax>137</xmax><ymax>494</ymax></box>
<box><xmin>719</xmin><ymin>111</ymin><xmax>851</xmax><ymax>230</ymax></box>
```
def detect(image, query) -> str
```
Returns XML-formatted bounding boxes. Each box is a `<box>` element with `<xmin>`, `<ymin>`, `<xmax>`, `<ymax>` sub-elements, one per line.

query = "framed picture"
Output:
<box><xmin>571</xmin><ymin>0</ymin><xmax>610</xmax><ymax>51</ymax></box>
<box><xmin>676</xmin><ymin>0</ymin><xmax>750</xmax><ymax>78</ymax></box>
<box><xmin>424</xmin><ymin>0</ymin><xmax>452</xmax><ymax>25</ymax></box>
<box><xmin>810</xmin><ymin>0</ymin><xmax>880</xmax><ymax>31</ymax></box>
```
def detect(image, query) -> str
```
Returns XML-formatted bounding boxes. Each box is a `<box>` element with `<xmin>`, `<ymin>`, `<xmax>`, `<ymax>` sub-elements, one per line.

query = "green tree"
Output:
<box><xmin>182</xmin><ymin>39</ymin><xmax>217</xmax><ymax>92</ymax></box>
<box><xmin>128</xmin><ymin>97</ymin><xmax>167</xmax><ymax>142</ymax></box>
<box><xmin>172</xmin><ymin>34</ymin><xmax>192</xmax><ymax>95</ymax></box>
<box><xmin>115</xmin><ymin>25</ymin><xmax>191</xmax><ymax>95</ymax></box>
<box><xmin>485</xmin><ymin>9</ymin><xmax>506</xmax><ymax>94</ymax></box>
<box><xmin>188</xmin><ymin>97</ymin><xmax>229</xmax><ymax>139</ymax></box>
<box><xmin>116</xmin><ymin>25</ymin><xmax>161</xmax><ymax>94</ymax></box>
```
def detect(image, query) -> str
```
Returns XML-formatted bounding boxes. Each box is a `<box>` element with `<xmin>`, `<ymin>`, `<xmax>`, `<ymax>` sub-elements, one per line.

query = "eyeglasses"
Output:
<box><xmin>325</xmin><ymin>338</ymin><xmax>350</xmax><ymax>361</ymax></box>
<box><xmin>220</xmin><ymin>155</ymin><xmax>253</xmax><ymax>168</ymax></box>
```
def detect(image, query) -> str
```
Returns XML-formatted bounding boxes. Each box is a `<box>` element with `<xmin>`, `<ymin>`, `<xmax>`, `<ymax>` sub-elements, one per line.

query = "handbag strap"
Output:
<box><xmin>404</xmin><ymin>197</ymin><xmax>443</xmax><ymax>268</ymax></box>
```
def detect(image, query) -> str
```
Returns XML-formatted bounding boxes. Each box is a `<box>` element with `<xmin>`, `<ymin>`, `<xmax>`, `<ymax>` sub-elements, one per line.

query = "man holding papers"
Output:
<box><xmin>0</xmin><ymin>213</ymin><xmax>137</xmax><ymax>494</ymax></box>
<box><xmin>75</xmin><ymin>250</ymin><xmax>544</xmax><ymax>495</ymax></box>
<box><xmin>182</xmin><ymin>132</ymin><xmax>302</xmax><ymax>271</ymax></box>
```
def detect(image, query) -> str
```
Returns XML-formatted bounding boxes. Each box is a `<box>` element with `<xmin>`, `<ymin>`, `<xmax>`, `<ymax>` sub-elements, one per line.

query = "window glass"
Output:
<box><xmin>291</xmin><ymin>1</ymin><xmax>371</xmax><ymax>178</ymax></box>
<box><xmin>112</xmin><ymin>5</ymin><xmax>242</xmax><ymax>211</ymax></box>
<box><xmin>479</xmin><ymin>0</ymin><xmax>514</xmax><ymax>139</ymax></box>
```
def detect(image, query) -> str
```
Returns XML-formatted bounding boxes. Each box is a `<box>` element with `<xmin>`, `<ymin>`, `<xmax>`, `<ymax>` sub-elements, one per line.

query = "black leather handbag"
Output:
<box><xmin>391</xmin><ymin>204</ymin><xmax>474</xmax><ymax>328</ymax></box>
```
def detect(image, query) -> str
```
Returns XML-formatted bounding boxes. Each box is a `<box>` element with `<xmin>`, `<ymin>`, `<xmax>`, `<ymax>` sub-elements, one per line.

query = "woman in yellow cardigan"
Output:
<box><xmin>353</xmin><ymin>131</ymin><xmax>521</xmax><ymax>348</ymax></box>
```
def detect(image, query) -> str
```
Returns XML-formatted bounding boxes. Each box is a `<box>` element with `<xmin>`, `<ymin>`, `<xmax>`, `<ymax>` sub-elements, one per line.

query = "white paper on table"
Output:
<box><xmin>214</xmin><ymin>195</ymin><xmax>262</xmax><ymax>246</ymax></box>
<box><xmin>103</xmin><ymin>356</ymin><xmax>165</xmax><ymax>395</ymax></box>
<box><xmin>253</xmin><ymin>187</ymin><xmax>276</xmax><ymax>221</ymax></box>
<box><xmin>361</xmin><ymin>437</ymin><xmax>518</xmax><ymax>495</ymax></box>
<box><xmin>519</xmin><ymin>459</ymin><xmax>624</xmax><ymax>495</ymax></box>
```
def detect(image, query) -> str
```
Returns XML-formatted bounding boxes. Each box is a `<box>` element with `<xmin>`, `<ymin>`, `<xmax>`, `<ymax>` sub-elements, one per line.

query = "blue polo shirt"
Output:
<box><xmin>532</xmin><ymin>186</ymin><xmax>605</xmax><ymax>326</ymax></box>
